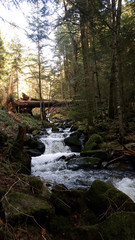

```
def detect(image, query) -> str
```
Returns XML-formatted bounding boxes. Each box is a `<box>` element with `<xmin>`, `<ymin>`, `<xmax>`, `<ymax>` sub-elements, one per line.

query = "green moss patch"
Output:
<box><xmin>2</xmin><ymin>191</ymin><xmax>53</xmax><ymax>224</ymax></box>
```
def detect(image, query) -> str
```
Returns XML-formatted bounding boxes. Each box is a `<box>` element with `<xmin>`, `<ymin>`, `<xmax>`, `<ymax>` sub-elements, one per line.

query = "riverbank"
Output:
<box><xmin>0</xmin><ymin>109</ymin><xmax>135</xmax><ymax>239</ymax></box>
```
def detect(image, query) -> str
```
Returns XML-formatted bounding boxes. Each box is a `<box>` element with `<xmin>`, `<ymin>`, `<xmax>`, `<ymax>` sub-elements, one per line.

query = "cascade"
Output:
<box><xmin>31</xmin><ymin>127</ymin><xmax>135</xmax><ymax>202</ymax></box>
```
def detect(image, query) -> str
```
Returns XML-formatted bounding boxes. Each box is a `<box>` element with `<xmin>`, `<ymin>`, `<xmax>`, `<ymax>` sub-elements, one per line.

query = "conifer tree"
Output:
<box><xmin>27</xmin><ymin>0</ymin><xmax>49</xmax><ymax>120</ymax></box>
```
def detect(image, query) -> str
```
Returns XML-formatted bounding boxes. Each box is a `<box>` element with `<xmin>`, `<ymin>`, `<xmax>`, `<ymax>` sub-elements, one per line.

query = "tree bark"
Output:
<box><xmin>79</xmin><ymin>0</ymin><xmax>95</xmax><ymax>124</ymax></box>
<box><xmin>112</xmin><ymin>0</ymin><xmax>124</xmax><ymax>139</ymax></box>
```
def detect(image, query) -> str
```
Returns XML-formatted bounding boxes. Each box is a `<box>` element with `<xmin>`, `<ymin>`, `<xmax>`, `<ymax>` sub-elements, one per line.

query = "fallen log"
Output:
<box><xmin>15</xmin><ymin>100</ymin><xmax>74</xmax><ymax>109</ymax></box>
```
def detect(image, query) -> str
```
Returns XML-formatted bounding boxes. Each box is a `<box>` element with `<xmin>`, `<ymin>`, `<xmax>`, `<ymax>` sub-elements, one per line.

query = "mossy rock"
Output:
<box><xmin>70</xmin><ymin>212</ymin><xmax>135</xmax><ymax>240</ymax></box>
<box><xmin>2</xmin><ymin>191</ymin><xmax>53</xmax><ymax>225</ymax></box>
<box><xmin>28</xmin><ymin>175</ymin><xmax>52</xmax><ymax>199</ymax></box>
<box><xmin>87</xmin><ymin>180</ymin><xmax>135</xmax><ymax>218</ymax></box>
<box><xmin>80</xmin><ymin>150</ymin><xmax>108</xmax><ymax>161</ymax></box>
<box><xmin>52</xmin><ymin>189</ymin><xmax>87</xmax><ymax>214</ymax></box>
<box><xmin>67</xmin><ymin>157</ymin><xmax>102</xmax><ymax>170</ymax></box>
<box><xmin>64</xmin><ymin>132</ymin><xmax>82</xmax><ymax>152</ymax></box>
<box><xmin>24</xmin><ymin>135</ymin><xmax>45</xmax><ymax>157</ymax></box>
<box><xmin>99</xmin><ymin>212</ymin><xmax>135</xmax><ymax>240</ymax></box>
<box><xmin>50</xmin><ymin>215</ymin><xmax>73</xmax><ymax>237</ymax></box>
<box><xmin>64</xmin><ymin>134</ymin><xmax>82</xmax><ymax>147</ymax></box>
<box><xmin>80</xmin><ymin>209</ymin><xmax>98</xmax><ymax>225</ymax></box>
<box><xmin>84</xmin><ymin>134</ymin><xmax>103</xmax><ymax>151</ymax></box>
<box><xmin>69</xmin><ymin>225</ymin><xmax>101</xmax><ymax>240</ymax></box>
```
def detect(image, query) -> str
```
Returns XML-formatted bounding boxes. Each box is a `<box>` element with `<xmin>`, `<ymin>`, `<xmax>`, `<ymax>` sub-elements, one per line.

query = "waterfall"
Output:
<box><xmin>31</xmin><ymin>127</ymin><xmax>135</xmax><ymax>202</ymax></box>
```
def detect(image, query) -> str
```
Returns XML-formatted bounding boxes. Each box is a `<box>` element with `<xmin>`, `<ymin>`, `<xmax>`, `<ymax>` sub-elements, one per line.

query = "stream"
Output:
<box><xmin>31</xmin><ymin>127</ymin><xmax>135</xmax><ymax>202</ymax></box>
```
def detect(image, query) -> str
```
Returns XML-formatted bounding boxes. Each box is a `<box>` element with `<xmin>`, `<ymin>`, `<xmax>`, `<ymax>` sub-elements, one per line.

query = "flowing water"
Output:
<box><xmin>31</xmin><ymin>127</ymin><xmax>135</xmax><ymax>202</ymax></box>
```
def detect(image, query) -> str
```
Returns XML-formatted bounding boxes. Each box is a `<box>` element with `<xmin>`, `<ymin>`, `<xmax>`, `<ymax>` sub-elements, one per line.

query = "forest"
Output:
<box><xmin>0</xmin><ymin>0</ymin><xmax>134</xmax><ymax>135</ymax></box>
<box><xmin>0</xmin><ymin>0</ymin><xmax>135</xmax><ymax>239</ymax></box>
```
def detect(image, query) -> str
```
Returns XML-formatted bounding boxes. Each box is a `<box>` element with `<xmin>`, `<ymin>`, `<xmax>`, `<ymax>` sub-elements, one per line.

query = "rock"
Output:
<box><xmin>64</xmin><ymin>132</ymin><xmax>82</xmax><ymax>152</ymax></box>
<box><xmin>24</xmin><ymin>134</ymin><xmax>45</xmax><ymax>156</ymax></box>
<box><xmin>50</xmin><ymin>215</ymin><xmax>73</xmax><ymax>238</ymax></box>
<box><xmin>52</xmin><ymin>189</ymin><xmax>87</xmax><ymax>214</ymax></box>
<box><xmin>80</xmin><ymin>149</ymin><xmax>108</xmax><ymax>161</ymax></box>
<box><xmin>69</xmin><ymin>212</ymin><xmax>135</xmax><ymax>240</ymax></box>
<box><xmin>99</xmin><ymin>212</ymin><xmax>135</xmax><ymax>240</ymax></box>
<box><xmin>2</xmin><ymin>191</ymin><xmax>53</xmax><ymax>225</ymax></box>
<box><xmin>65</xmin><ymin>154</ymin><xmax>76</xmax><ymax>161</ymax></box>
<box><xmin>80</xmin><ymin>209</ymin><xmax>98</xmax><ymax>225</ymax></box>
<box><xmin>87</xmin><ymin>180</ymin><xmax>135</xmax><ymax>218</ymax></box>
<box><xmin>50</xmin><ymin>193</ymin><xmax>72</xmax><ymax>216</ymax></box>
<box><xmin>69</xmin><ymin>225</ymin><xmax>101</xmax><ymax>240</ymax></box>
<box><xmin>67</xmin><ymin>157</ymin><xmax>102</xmax><ymax>170</ymax></box>
<box><xmin>84</xmin><ymin>134</ymin><xmax>103</xmax><ymax>151</ymax></box>
<box><xmin>27</xmin><ymin>175</ymin><xmax>52</xmax><ymax>199</ymax></box>
<box><xmin>52</xmin><ymin>125</ymin><xmax>59</xmax><ymax>132</ymax></box>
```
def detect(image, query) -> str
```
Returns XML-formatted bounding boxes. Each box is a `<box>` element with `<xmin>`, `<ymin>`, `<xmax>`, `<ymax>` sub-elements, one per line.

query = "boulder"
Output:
<box><xmin>24</xmin><ymin>134</ymin><xmax>45</xmax><ymax>156</ymax></box>
<box><xmin>52</xmin><ymin>189</ymin><xmax>87</xmax><ymax>214</ymax></box>
<box><xmin>64</xmin><ymin>132</ymin><xmax>82</xmax><ymax>152</ymax></box>
<box><xmin>69</xmin><ymin>212</ymin><xmax>135</xmax><ymax>240</ymax></box>
<box><xmin>84</xmin><ymin>134</ymin><xmax>103</xmax><ymax>151</ymax></box>
<box><xmin>26</xmin><ymin>175</ymin><xmax>52</xmax><ymax>199</ymax></box>
<box><xmin>67</xmin><ymin>157</ymin><xmax>102</xmax><ymax>170</ymax></box>
<box><xmin>69</xmin><ymin>225</ymin><xmax>101</xmax><ymax>240</ymax></box>
<box><xmin>99</xmin><ymin>212</ymin><xmax>135</xmax><ymax>240</ymax></box>
<box><xmin>80</xmin><ymin>149</ymin><xmax>108</xmax><ymax>161</ymax></box>
<box><xmin>87</xmin><ymin>180</ymin><xmax>135</xmax><ymax>217</ymax></box>
<box><xmin>2</xmin><ymin>191</ymin><xmax>53</xmax><ymax>225</ymax></box>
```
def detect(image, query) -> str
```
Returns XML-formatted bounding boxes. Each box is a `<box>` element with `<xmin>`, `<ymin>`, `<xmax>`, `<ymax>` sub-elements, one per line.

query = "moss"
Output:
<box><xmin>52</xmin><ymin>189</ymin><xmax>87</xmax><ymax>214</ymax></box>
<box><xmin>80</xmin><ymin>149</ymin><xmax>108</xmax><ymax>161</ymax></box>
<box><xmin>67</xmin><ymin>157</ymin><xmax>102</xmax><ymax>170</ymax></box>
<box><xmin>70</xmin><ymin>225</ymin><xmax>101</xmax><ymax>240</ymax></box>
<box><xmin>28</xmin><ymin>176</ymin><xmax>43</xmax><ymax>195</ymax></box>
<box><xmin>2</xmin><ymin>191</ymin><xmax>53</xmax><ymax>224</ymax></box>
<box><xmin>51</xmin><ymin>113</ymin><xmax>63</xmax><ymax>119</ymax></box>
<box><xmin>18</xmin><ymin>113</ymin><xmax>42</xmax><ymax>132</ymax></box>
<box><xmin>70</xmin><ymin>212</ymin><xmax>135</xmax><ymax>240</ymax></box>
<box><xmin>50</xmin><ymin>215</ymin><xmax>73</xmax><ymax>234</ymax></box>
<box><xmin>64</xmin><ymin>134</ymin><xmax>82</xmax><ymax>147</ymax></box>
<box><xmin>99</xmin><ymin>212</ymin><xmax>135</xmax><ymax>240</ymax></box>
<box><xmin>80</xmin><ymin>209</ymin><xmax>98</xmax><ymax>225</ymax></box>
<box><xmin>28</xmin><ymin>175</ymin><xmax>52</xmax><ymax>199</ymax></box>
<box><xmin>84</xmin><ymin>134</ymin><xmax>103</xmax><ymax>151</ymax></box>
<box><xmin>87</xmin><ymin>180</ymin><xmax>135</xmax><ymax>218</ymax></box>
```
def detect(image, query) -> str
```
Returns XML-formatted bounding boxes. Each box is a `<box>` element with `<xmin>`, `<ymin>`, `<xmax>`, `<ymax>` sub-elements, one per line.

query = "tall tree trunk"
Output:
<box><xmin>112</xmin><ymin>0</ymin><xmax>124</xmax><ymax>139</ymax></box>
<box><xmin>79</xmin><ymin>1</ymin><xmax>95</xmax><ymax>125</ymax></box>
<box><xmin>37</xmin><ymin>40</ymin><xmax>43</xmax><ymax>120</ymax></box>
<box><xmin>37</xmin><ymin>0</ymin><xmax>45</xmax><ymax>121</ymax></box>
<box><xmin>64</xmin><ymin>53</ymin><xmax>71</xmax><ymax>99</ymax></box>
<box><xmin>109</xmin><ymin>56</ymin><xmax>115</xmax><ymax>118</ymax></box>
<box><xmin>109</xmin><ymin>0</ymin><xmax>116</xmax><ymax>119</ymax></box>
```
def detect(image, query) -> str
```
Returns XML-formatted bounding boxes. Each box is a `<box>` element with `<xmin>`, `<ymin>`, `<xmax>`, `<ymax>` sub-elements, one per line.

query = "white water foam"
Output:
<box><xmin>113</xmin><ymin>177</ymin><xmax>135</xmax><ymax>202</ymax></box>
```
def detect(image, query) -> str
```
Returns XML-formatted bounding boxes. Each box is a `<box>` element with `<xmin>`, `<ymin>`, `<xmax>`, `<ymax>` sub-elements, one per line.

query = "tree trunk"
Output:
<box><xmin>36</xmin><ymin>0</ymin><xmax>45</xmax><ymax>121</ymax></box>
<box><xmin>109</xmin><ymin>56</ymin><xmax>115</xmax><ymax>119</ymax></box>
<box><xmin>79</xmin><ymin>1</ymin><xmax>95</xmax><ymax>125</ymax></box>
<box><xmin>112</xmin><ymin>0</ymin><xmax>124</xmax><ymax>139</ymax></box>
